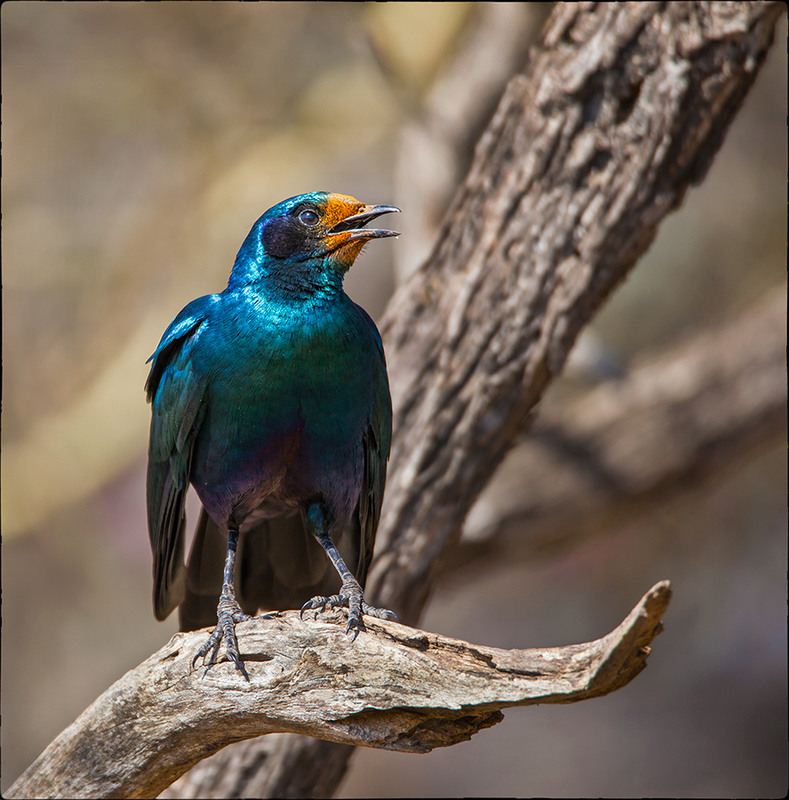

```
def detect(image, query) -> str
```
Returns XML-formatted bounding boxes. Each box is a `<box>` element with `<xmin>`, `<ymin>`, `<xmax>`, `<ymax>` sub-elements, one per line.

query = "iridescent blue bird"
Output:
<box><xmin>145</xmin><ymin>192</ymin><xmax>399</xmax><ymax>678</ymax></box>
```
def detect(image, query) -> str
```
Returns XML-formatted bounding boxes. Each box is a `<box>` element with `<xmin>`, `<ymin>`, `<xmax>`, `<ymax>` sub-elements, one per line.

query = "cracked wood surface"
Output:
<box><xmin>7</xmin><ymin>582</ymin><xmax>670</xmax><ymax>800</ymax></box>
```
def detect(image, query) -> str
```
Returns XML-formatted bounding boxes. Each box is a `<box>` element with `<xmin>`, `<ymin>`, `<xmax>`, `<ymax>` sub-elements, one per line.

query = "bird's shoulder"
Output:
<box><xmin>145</xmin><ymin>293</ymin><xmax>219</xmax><ymax>401</ymax></box>
<box><xmin>346</xmin><ymin>298</ymin><xmax>385</xmax><ymax>358</ymax></box>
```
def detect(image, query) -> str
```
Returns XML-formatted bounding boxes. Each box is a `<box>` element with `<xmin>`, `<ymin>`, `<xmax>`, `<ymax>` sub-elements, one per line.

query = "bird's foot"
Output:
<box><xmin>193</xmin><ymin>595</ymin><xmax>251</xmax><ymax>680</ymax></box>
<box><xmin>300</xmin><ymin>580</ymin><xmax>398</xmax><ymax>637</ymax></box>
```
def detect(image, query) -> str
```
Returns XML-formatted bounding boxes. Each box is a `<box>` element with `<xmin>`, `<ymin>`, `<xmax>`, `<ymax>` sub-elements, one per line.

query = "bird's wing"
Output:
<box><xmin>145</xmin><ymin>298</ymin><xmax>211</xmax><ymax>621</ymax></box>
<box><xmin>355</xmin><ymin>334</ymin><xmax>393</xmax><ymax>588</ymax></box>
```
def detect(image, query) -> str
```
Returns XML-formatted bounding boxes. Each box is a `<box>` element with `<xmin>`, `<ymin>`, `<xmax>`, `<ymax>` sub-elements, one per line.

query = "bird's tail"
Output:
<box><xmin>179</xmin><ymin>508</ymin><xmax>356</xmax><ymax>632</ymax></box>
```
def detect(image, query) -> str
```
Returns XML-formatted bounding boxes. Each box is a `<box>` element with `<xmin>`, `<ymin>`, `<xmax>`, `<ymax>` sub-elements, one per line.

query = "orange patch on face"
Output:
<box><xmin>322</xmin><ymin>194</ymin><xmax>365</xmax><ymax>231</ymax></box>
<box><xmin>332</xmin><ymin>238</ymin><xmax>369</xmax><ymax>269</ymax></box>
<box><xmin>321</xmin><ymin>194</ymin><xmax>374</xmax><ymax>270</ymax></box>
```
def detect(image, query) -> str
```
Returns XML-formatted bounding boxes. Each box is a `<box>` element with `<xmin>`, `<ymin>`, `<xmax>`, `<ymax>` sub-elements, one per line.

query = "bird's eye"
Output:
<box><xmin>298</xmin><ymin>209</ymin><xmax>320</xmax><ymax>227</ymax></box>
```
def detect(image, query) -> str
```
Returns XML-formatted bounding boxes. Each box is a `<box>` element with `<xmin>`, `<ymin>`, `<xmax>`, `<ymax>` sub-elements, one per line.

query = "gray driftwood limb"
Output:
<box><xmin>7</xmin><ymin>582</ymin><xmax>670</xmax><ymax>800</ymax></box>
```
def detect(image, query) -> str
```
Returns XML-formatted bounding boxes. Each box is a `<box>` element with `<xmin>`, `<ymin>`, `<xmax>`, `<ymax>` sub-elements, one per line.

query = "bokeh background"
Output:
<box><xmin>2</xmin><ymin>3</ymin><xmax>786</xmax><ymax>797</ymax></box>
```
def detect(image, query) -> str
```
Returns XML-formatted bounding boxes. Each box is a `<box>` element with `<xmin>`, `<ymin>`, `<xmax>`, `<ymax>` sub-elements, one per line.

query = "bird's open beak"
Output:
<box><xmin>328</xmin><ymin>205</ymin><xmax>400</xmax><ymax>241</ymax></box>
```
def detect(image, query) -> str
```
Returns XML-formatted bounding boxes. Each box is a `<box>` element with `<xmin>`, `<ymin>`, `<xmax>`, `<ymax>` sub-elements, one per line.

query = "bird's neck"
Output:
<box><xmin>229</xmin><ymin>256</ymin><xmax>345</xmax><ymax>305</ymax></box>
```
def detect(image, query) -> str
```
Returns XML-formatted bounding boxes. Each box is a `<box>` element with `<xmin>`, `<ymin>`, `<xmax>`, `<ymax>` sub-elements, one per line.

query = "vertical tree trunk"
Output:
<box><xmin>163</xmin><ymin>2</ymin><xmax>785</xmax><ymax>797</ymax></box>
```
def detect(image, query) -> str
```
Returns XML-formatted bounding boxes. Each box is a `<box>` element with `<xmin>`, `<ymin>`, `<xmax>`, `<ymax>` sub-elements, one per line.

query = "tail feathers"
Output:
<box><xmin>179</xmin><ymin>508</ymin><xmax>227</xmax><ymax>632</ymax></box>
<box><xmin>149</xmin><ymin>466</ymin><xmax>187</xmax><ymax>622</ymax></box>
<box><xmin>238</xmin><ymin>511</ymin><xmax>334</xmax><ymax>613</ymax></box>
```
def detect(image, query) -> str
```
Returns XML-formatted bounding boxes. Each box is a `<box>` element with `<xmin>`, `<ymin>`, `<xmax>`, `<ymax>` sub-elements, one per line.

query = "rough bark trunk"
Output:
<box><xmin>370</xmin><ymin>0</ymin><xmax>784</xmax><ymax>623</ymax></box>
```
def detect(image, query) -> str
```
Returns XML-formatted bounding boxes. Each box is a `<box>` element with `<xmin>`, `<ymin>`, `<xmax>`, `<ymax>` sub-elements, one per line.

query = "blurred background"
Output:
<box><xmin>2</xmin><ymin>3</ymin><xmax>786</xmax><ymax>797</ymax></box>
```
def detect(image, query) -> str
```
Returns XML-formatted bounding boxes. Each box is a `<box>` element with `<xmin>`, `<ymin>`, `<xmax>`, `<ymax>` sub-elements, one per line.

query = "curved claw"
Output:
<box><xmin>301</xmin><ymin>583</ymin><xmax>398</xmax><ymax>637</ymax></box>
<box><xmin>193</xmin><ymin>601</ymin><xmax>251</xmax><ymax>681</ymax></box>
<box><xmin>301</xmin><ymin>593</ymin><xmax>342</xmax><ymax>615</ymax></box>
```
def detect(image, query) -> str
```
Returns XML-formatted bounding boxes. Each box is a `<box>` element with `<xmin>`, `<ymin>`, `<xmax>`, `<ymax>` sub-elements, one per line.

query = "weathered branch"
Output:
<box><xmin>453</xmin><ymin>287</ymin><xmax>787</xmax><ymax>577</ymax></box>
<box><xmin>7</xmin><ymin>582</ymin><xmax>670</xmax><ymax>800</ymax></box>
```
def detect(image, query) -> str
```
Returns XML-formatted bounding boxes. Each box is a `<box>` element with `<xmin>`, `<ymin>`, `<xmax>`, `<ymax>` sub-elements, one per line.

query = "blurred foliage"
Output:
<box><xmin>2</xmin><ymin>3</ymin><xmax>786</xmax><ymax>798</ymax></box>
<box><xmin>367</xmin><ymin>2</ymin><xmax>473</xmax><ymax>98</ymax></box>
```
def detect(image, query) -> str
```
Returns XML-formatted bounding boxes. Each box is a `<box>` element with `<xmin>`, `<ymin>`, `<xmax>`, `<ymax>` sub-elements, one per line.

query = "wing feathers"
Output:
<box><xmin>146</xmin><ymin>304</ymin><xmax>209</xmax><ymax>621</ymax></box>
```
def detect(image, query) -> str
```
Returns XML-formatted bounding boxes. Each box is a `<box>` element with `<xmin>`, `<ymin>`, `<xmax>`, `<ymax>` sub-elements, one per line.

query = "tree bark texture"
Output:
<box><xmin>370</xmin><ymin>0</ymin><xmax>785</xmax><ymax>623</ymax></box>
<box><xmin>10</xmin><ymin>2</ymin><xmax>784</xmax><ymax>799</ymax></box>
<box><xmin>7</xmin><ymin>583</ymin><xmax>670</xmax><ymax>799</ymax></box>
<box><xmin>165</xmin><ymin>2</ymin><xmax>789</xmax><ymax>798</ymax></box>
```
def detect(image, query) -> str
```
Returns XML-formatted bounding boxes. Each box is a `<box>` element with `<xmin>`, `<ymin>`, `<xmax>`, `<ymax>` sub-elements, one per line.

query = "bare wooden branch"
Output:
<box><xmin>7</xmin><ymin>582</ymin><xmax>671</xmax><ymax>800</ymax></box>
<box><xmin>454</xmin><ymin>287</ymin><xmax>788</xmax><ymax>576</ymax></box>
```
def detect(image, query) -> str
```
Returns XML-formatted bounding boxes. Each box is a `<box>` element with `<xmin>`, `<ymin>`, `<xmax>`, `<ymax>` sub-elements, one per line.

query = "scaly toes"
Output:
<box><xmin>300</xmin><ymin>594</ymin><xmax>334</xmax><ymax>619</ymax></box>
<box><xmin>193</xmin><ymin>628</ymin><xmax>221</xmax><ymax>670</ymax></box>
<box><xmin>301</xmin><ymin>586</ymin><xmax>398</xmax><ymax>635</ymax></box>
<box><xmin>360</xmin><ymin>602</ymin><xmax>399</xmax><ymax>623</ymax></box>
<box><xmin>192</xmin><ymin>608</ymin><xmax>250</xmax><ymax>681</ymax></box>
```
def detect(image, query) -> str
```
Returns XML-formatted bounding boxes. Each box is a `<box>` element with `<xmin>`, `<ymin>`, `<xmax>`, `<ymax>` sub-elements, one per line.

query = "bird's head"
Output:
<box><xmin>229</xmin><ymin>192</ymin><xmax>399</xmax><ymax>291</ymax></box>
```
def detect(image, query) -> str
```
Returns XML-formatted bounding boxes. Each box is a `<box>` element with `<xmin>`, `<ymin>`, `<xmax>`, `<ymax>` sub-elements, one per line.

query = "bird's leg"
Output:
<box><xmin>300</xmin><ymin>504</ymin><xmax>398</xmax><ymax>636</ymax></box>
<box><xmin>193</xmin><ymin>526</ymin><xmax>250</xmax><ymax>680</ymax></box>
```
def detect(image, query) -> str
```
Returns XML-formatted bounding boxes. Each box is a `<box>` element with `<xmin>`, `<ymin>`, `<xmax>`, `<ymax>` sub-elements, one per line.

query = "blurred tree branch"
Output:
<box><xmin>453</xmin><ymin>287</ymin><xmax>787</xmax><ymax>578</ymax></box>
<box><xmin>390</xmin><ymin>3</ymin><xmax>549</xmax><ymax>279</ymax></box>
<box><xmin>7</xmin><ymin>1</ymin><xmax>783</xmax><ymax>798</ymax></box>
<box><xmin>6</xmin><ymin>583</ymin><xmax>670</xmax><ymax>800</ymax></box>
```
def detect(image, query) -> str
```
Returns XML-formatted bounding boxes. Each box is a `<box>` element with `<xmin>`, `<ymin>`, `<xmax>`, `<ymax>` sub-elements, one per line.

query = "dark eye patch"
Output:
<box><xmin>260</xmin><ymin>217</ymin><xmax>304</xmax><ymax>259</ymax></box>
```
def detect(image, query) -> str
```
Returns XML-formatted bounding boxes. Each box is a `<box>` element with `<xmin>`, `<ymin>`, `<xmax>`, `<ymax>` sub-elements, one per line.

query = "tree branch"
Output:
<box><xmin>7</xmin><ymin>582</ymin><xmax>671</xmax><ymax>800</ymax></box>
<box><xmin>453</xmin><ymin>287</ymin><xmax>787</xmax><ymax>577</ymax></box>
<box><xmin>370</xmin><ymin>0</ymin><xmax>785</xmax><ymax>623</ymax></box>
<box><xmin>392</xmin><ymin>3</ymin><xmax>547</xmax><ymax>280</ymax></box>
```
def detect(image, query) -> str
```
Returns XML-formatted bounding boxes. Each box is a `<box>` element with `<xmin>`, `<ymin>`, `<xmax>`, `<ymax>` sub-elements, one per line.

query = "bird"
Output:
<box><xmin>145</xmin><ymin>191</ymin><xmax>399</xmax><ymax>679</ymax></box>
